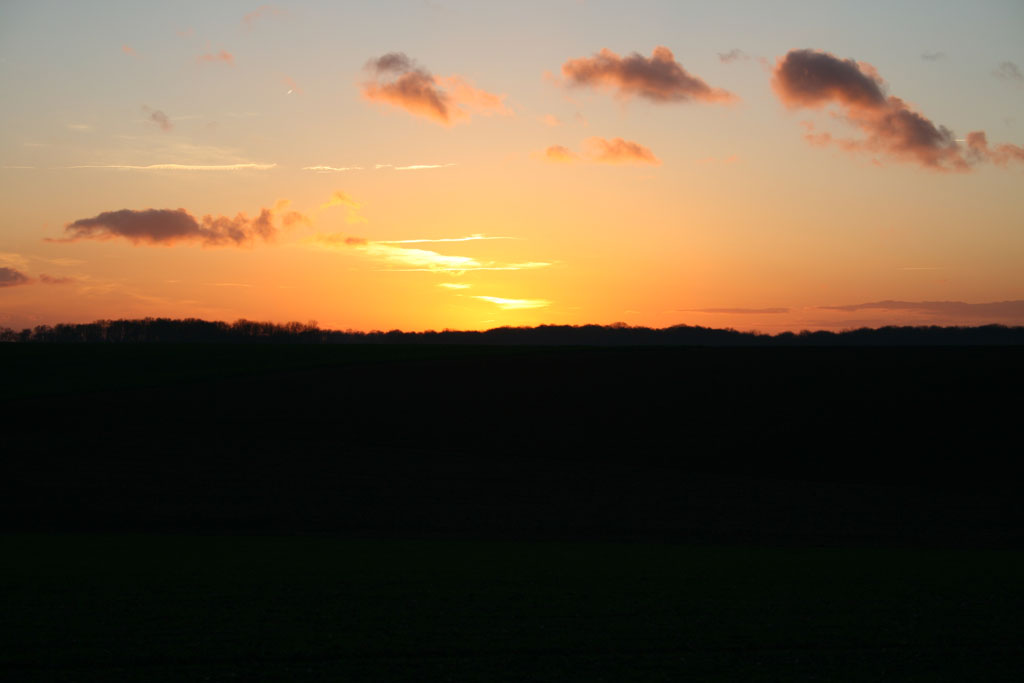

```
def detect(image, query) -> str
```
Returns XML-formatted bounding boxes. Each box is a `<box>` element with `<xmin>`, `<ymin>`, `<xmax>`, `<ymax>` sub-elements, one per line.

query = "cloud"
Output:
<box><xmin>272</xmin><ymin>199</ymin><xmax>309</xmax><ymax>228</ymax></box>
<box><xmin>197</xmin><ymin>51</ymin><xmax>234</xmax><ymax>66</ymax></box>
<box><xmin>39</xmin><ymin>274</ymin><xmax>75</xmax><ymax>285</ymax></box>
<box><xmin>819</xmin><ymin>300</ymin><xmax>1024</xmax><ymax>321</ymax></box>
<box><xmin>243</xmin><ymin>5</ymin><xmax>285</xmax><ymax>27</ymax></box>
<box><xmin>313</xmin><ymin>234</ymin><xmax>367</xmax><ymax>247</ymax></box>
<box><xmin>772</xmin><ymin>48</ymin><xmax>1024</xmax><ymax>170</ymax></box>
<box><xmin>0</xmin><ymin>267</ymin><xmax>31</xmax><ymax>287</ymax></box>
<box><xmin>473</xmin><ymin>296</ymin><xmax>551</xmax><ymax>310</ymax></box>
<box><xmin>371</xmin><ymin>163</ymin><xmax>455</xmax><ymax>171</ymax></box>
<box><xmin>718</xmin><ymin>49</ymin><xmax>749</xmax><ymax>64</ymax></box>
<box><xmin>395</xmin><ymin>163</ymin><xmax>455</xmax><ymax>170</ymax></box>
<box><xmin>687</xmin><ymin>307</ymin><xmax>789</xmax><ymax>314</ymax></box>
<box><xmin>54</xmin><ymin>203</ymin><xmax>302</xmax><ymax>246</ymax></box>
<box><xmin>303</xmin><ymin>165</ymin><xmax>362</xmax><ymax>172</ymax></box>
<box><xmin>965</xmin><ymin>131</ymin><xmax>1024</xmax><ymax>166</ymax></box>
<box><xmin>122</xmin><ymin>45</ymin><xmax>137</xmax><ymax>57</ymax></box>
<box><xmin>921</xmin><ymin>51</ymin><xmax>946</xmax><ymax>62</ymax></box>
<box><xmin>993</xmin><ymin>61</ymin><xmax>1023</xmax><ymax>84</ymax></box>
<box><xmin>540</xmin><ymin>137</ymin><xmax>660</xmax><ymax>165</ymax></box>
<box><xmin>541</xmin><ymin>145</ymin><xmax>579</xmax><ymax>163</ymax></box>
<box><xmin>283</xmin><ymin>75</ymin><xmax>302</xmax><ymax>95</ymax></box>
<box><xmin>438</xmin><ymin>282</ymin><xmax>471</xmax><ymax>290</ymax></box>
<box><xmin>320</xmin><ymin>191</ymin><xmax>360</xmax><ymax>210</ymax></box>
<box><xmin>582</xmin><ymin>137</ymin><xmax>661</xmax><ymax>165</ymax></box>
<box><xmin>336</xmin><ymin>238</ymin><xmax>482</xmax><ymax>271</ymax></box>
<box><xmin>541</xmin><ymin>114</ymin><xmax>561</xmax><ymax>127</ymax></box>
<box><xmin>377</xmin><ymin>234</ymin><xmax>513</xmax><ymax>244</ymax></box>
<box><xmin>320</xmin><ymin>191</ymin><xmax>366</xmax><ymax>223</ymax></box>
<box><xmin>561</xmin><ymin>46</ymin><xmax>737</xmax><ymax>103</ymax></box>
<box><xmin>311</xmin><ymin>233</ymin><xmax>551</xmax><ymax>273</ymax></box>
<box><xmin>361</xmin><ymin>52</ymin><xmax>512</xmax><ymax>125</ymax></box>
<box><xmin>143</xmin><ymin>106</ymin><xmax>173</xmax><ymax>132</ymax></box>
<box><xmin>64</xmin><ymin>163</ymin><xmax>275</xmax><ymax>171</ymax></box>
<box><xmin>0</xmin><ymin>252</ymin><xmax>29</xmax><ymax>269</ymax></box>
<box><xmin>773</xmin><ymin>49</ymin><xmax>887</xmax><ymax>109</ymax></box>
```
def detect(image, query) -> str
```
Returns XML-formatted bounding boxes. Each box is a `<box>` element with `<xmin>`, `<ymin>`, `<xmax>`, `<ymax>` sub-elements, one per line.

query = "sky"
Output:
<box><xmin>1</xmin><ymin>0</ymin><xmax>1022</xmax><ymax>332</ymax></box>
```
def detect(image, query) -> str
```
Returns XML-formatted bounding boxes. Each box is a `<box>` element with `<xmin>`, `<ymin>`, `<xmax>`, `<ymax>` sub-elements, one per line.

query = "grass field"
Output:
<box><xmin>3</xmin><ymin>534</ymin><xmax>1022</xmax><ymax>681</ymax></box>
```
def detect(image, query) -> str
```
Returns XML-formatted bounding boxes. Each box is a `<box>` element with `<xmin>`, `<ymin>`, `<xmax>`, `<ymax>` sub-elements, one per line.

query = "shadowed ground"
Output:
<box><xmin>2</xmin><ymin>345</ymin><xmax>1022</xmax><ymax>679</ymax></box>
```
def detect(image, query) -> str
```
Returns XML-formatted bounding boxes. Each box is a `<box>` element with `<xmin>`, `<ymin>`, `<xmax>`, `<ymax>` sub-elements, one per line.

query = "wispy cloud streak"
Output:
<box><xmin>303</xmin><ymin>165</ymin><xmax>362</xmax><ymax>172</ymax></box>
<box><xmin>377</xmin><ymin>234</ymin><xmax>513</xmax><ymax>244</ymax></box>
<box><xmin>311</xmin><ymin>233</ymin><xmax>550</xmax><ymax>273</ymax></box>
<box><xmin>473</xmin><ymin>296</ymin><xmax>551</xmax><ymax>310</ymax></box>
<box><xmin>820</xmin><ymin>300</ymin><xmax>1024</xmax><ymax>320</ymax></box>
<box><xmin>63</xmin><ymin>163</ymin><xmax>275</xmax><ymax>171</ymax></box>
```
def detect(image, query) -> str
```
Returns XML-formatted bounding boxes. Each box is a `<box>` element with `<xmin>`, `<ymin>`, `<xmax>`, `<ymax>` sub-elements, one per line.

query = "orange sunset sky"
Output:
<box><xmin>1</xmin><ymin>0</ymin><xmax>1022</xmax><ymax>332</ymax></box>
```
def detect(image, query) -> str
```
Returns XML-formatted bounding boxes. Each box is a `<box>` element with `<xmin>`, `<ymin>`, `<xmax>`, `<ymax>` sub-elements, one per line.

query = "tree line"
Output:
<box><xmin>2</xmin><ymin>317</ymin><xmax>1023</xmax><ymax>345</ymax></box>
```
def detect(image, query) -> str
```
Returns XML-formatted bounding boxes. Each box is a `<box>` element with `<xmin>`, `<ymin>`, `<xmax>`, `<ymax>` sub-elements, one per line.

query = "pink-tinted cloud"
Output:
<box><xmin>540</xmin><ymin>137</ymin><xmax>660</xmax><ymax>165</ymax></box>
<box><xmin>0</xmin><ymin>267</ymin><xmax>31</xmax><ymax>287</ymax></box>
<box><xmin>197</xmin><ymin>50</ymin><xmax>234</xmax><ymax>66</ymax></box>
<box><xmin>122</xmin><ymin>44</ymin><xmax>137</xmax><ymax>57</ymax></box>
<box><xmin>312</xmin><ymin>233</ymin><xmax>367</xmax><ymax>246</ymax></box>
<box><xmin>772</xmin><ymin>49</ymin><xmax>1024</xmax><ymax>171</ymax></box>
<box><xmin>542</xmin><ymin>145</ymin><xmax>578</xmax><ymax>163</ymax></box>
<box><xmin>243</xmin><ymin>5</ymin><xmax>285</xmax><ymax>28</ymax></box>
<box><xmin>361</xmin><ymin>53</ymin><xmax>511</xmax><ymax>125</ymax></box>
<box><xmin>582</xmin><ymin>137</ymin><xmax>661</xmax><ymax>165</ymax></box>
<box><xmin>966</xmin><ymin>132</ymin><xmax>1024</xmax><ymax>166</ymax></box>
<box><xmin>561</xmin><ymin>46</ymin><xmax>737</xmax><ymax>104</ymax></box>
<box><xmin>54</xmin><ymin>203</ymin><xmax>304</xmax><ymax>247</ymax></box>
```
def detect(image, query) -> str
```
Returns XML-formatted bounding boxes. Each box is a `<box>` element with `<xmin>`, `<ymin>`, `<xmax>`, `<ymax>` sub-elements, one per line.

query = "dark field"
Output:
<box><xmin>2</xmin><ymin>344</ymin><xmax>1022</xmax><ymax>680</ymax></box>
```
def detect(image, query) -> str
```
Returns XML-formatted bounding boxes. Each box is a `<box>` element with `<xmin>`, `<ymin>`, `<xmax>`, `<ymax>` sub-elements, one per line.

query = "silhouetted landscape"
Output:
<box><xmin>2</xmin><ymin>321</ymin><xmax>1022</xmax><ymax>680</ymax></box>
<box><xmin>5</xmin><ymin>316</ymin><xmax>1024</xmax><ymax>345</ymax></box>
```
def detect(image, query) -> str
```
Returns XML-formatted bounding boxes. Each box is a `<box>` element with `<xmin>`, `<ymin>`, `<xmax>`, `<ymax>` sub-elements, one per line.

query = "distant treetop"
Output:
<box><xmin>1</xmin><ymin>317</ymin><xmax>1022</xmax><ymax>346</ymax></box>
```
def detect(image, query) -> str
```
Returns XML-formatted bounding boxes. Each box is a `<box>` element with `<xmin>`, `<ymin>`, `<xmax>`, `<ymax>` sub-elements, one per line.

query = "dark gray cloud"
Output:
<box><xmin>773</xmin><ymin>49</ymin><xmax>886</xmax><ymax>109</ymax></box>
<box><xmin>0</xmin><ymin>267</ymin><xmax>31</xmax><ymax>287</ymax></box>
<box><xmin>772</xmin><ymin>48</ymin><xmax>1024</xmax><ymax>170</ymax></box>
<box><xmin>993</xmin><ymin>61</ymin><xmax>1023</xmax><ymax>84</ymax></box>
<box><xmin>143</xmin><ymin>106</ymin><xmax>173</xmax><ymax>132</ymax></box>
<box><xmin>368</xmin><ymin>52</ymin><xmax>415</xmax><ymax>74</ymax></box>
<box><xmin>921</xmin><ymin>51</ymin><xmax>946</xmax><ymax>62</ymax></box>
<box><xmin>54</xmin><ymin>205</ymin><xmax>286</xmax><ymax>246</ymax></box>
<box><xmin>718</xmin><ymin>49</ymin><xmax>749</xmax><ymax>64</ymax></box>
<box><xmin>561</xmin><ymin>46</ymin><xmax>737</xmax><ymax>103</ymax></box>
